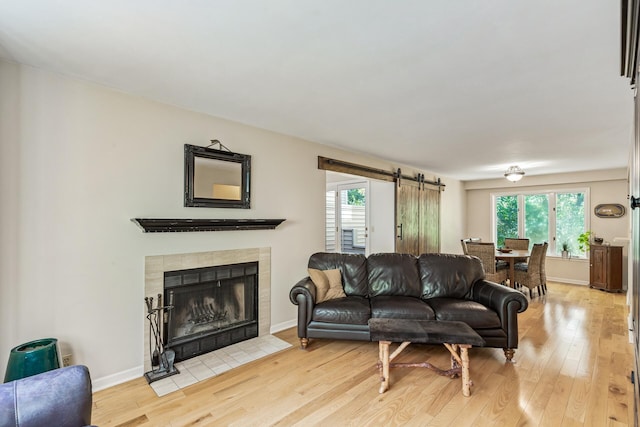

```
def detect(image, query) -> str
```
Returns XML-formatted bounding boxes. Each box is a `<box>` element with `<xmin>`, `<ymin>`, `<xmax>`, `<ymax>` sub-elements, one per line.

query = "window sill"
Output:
<box><xmin>549</xmin><ymin>255</ymin><xmax>588</xmax><ymax>261</ymax></box>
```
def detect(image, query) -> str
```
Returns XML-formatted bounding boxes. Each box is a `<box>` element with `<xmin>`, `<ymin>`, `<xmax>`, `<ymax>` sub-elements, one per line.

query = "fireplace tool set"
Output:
<box><xmin>144</xmin><ymin>294</ymin><xmax>179</xmax><ymax>383</ymax></box>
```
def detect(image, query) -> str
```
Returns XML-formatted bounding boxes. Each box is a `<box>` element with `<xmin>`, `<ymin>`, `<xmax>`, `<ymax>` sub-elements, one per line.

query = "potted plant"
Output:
<box><xmin>577</xmin><ymin>231</ymin><xmax>592</xmax><ymax>253</ymax></box>
<box><xmin>561</xmin><ymin>242</ymin><xmax>570</xmax><ymax>259</ymax></box>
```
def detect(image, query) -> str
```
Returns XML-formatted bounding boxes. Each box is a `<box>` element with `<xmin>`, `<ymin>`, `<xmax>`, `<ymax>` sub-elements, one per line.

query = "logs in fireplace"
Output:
<box><xmin>163</xmin><ymin>262</ymin><xmax>258</xmax><ymax>362</ymax></box>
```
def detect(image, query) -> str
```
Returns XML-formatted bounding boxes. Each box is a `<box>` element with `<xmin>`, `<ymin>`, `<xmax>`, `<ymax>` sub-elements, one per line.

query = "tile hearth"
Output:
<box><xmin>149</xmin><ymin>335</ymin><xmax>291</xmax><ymax>397</ymax></box>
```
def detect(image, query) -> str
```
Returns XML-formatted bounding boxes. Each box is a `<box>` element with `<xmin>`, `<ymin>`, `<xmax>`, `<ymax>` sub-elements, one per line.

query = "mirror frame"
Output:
<box><xmin>184</xmin><ymin>144</ymin><xmax>251</xmax><ymax>208</ymax></box>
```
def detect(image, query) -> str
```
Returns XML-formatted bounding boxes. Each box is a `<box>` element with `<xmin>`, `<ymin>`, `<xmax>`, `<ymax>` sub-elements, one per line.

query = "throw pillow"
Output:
<box><xmin>308</xmin><ymin>268</ymin><xmax>346</xmax><ymax>303</ymax></box>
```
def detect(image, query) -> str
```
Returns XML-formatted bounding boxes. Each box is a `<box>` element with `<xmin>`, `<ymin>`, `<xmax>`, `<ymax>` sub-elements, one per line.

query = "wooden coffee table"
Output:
<box><xmin>368</xmin><ymin>318</ymin><xmax>485</xmax><ymax>396</ymax></box>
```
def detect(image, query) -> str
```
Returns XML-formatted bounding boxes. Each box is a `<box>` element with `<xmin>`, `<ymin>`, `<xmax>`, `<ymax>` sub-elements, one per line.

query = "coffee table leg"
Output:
<box><xmin>450</xmin><ymin>344</ymin><xmax>460</xmax><ymax>373</ymax></box>
<box><xmin>445</xmin><ymin>343</ymin><xmax>473</xmax><ymax>396</ymax></box>
<box><xmin>460</xmin><ymin>345</ymin><xmax>471</xmax><ymax>397</ymax></box>
<box><xmin>379</xmin><ymin>341</ymin><xmax>391</xmax><ymax>393</ymax></box>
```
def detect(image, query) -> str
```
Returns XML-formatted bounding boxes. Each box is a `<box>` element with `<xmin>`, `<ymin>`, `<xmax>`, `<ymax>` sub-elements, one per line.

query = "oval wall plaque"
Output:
<box><xmin>594</xmin><ymin>203</ymin><xmax>626</xmax><ymax>218</ymax></box>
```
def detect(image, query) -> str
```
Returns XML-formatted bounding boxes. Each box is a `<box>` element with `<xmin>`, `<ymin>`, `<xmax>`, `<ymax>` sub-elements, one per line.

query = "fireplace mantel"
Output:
<box><xmin>131</xmin><ymin>218</ymin><xmax>285</xmax><ymax>233</ymax></box>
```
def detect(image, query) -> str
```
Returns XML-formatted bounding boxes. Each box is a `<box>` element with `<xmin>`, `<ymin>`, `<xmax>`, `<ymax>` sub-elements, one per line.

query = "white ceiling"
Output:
<box><xmin>0</xmin><ymin>0</ymin><xmax>634</xmax><ymax>181</ymax></box>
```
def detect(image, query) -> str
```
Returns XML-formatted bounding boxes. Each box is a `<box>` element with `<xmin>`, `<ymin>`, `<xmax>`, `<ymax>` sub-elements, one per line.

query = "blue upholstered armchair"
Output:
<box><xmin>0</xmin><ymin>365</ymin><xmax>93</xmax><ymax>427</ymax></box>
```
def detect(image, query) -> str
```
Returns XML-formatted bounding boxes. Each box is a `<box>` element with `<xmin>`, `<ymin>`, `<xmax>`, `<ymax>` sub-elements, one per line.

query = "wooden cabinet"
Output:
<box><xmin>589</xmin><ymin>245</ymin><xmax>623</xmax><ymax>292</ymax></box>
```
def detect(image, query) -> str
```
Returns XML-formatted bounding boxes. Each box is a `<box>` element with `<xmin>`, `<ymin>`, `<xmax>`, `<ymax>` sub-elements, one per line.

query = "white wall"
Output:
<box><xmin>440</xmin><ymin>179</ymin><xmax>467</xmax><ymax>254</ymax></box>
<box><xmin>464</xmin><ymin>170</ymin><xmax>630</xmax><ymax>285</ymax></box>
<box><xmin>0</xmin><ymin>59</ymin><xmax>20</xmax><ymax>379</ymax></box>
<box><xmin>369</xmin><ymin>179</ymin><xmax>396</xmax><ymax>253</ymax></box>
<box><xmin>0</xmin><ymin>60</ymin><xmax>465</xmax><ymax>386</ymax></box>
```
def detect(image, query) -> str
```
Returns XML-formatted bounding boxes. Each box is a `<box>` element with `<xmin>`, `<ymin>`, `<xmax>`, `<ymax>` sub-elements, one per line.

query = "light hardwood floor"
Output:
<box><xmin>92</xmin><ymin>282</ymin><xmax>635</xmax><ymax>426</ymax></box>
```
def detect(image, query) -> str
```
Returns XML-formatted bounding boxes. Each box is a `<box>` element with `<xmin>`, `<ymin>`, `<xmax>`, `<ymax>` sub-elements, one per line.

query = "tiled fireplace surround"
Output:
<box><xmin>143</xmin><ymin>247</ymin><xmax>271</xmax><ymax>373</ymax></box>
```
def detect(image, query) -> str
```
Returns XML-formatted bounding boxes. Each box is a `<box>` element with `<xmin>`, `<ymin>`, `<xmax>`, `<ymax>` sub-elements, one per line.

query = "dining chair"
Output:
<box><xmin>504</xmin><ymin>238</ymin><xmax>529</xmax><ymax>263</ymax></box>
<box><xmin>539</xmin><ymin>242</ymin><xmax>548</xmax><ymax>295</ymax></box>
<box><xmin>503</xmin><ymin>238</ymin><xmax>529</xmax><ymax>250</ymax></box>
<box><xmin>460</xmin><ymin>239</ymin><xmax>469</xmax><ymax>255</ymax></box>
<box><xmin>466</xmin><ymin>242</ymin><xmax>508</xmax><ymax>285</ymax></box>
<box><xmin>513</xmin><ymin>243</ymin><xmax>545</xmax><ymax>298</ymax></box>
<box><xmin>460</xmin><ymin>238</ymin><xmax>481</xmax><ymax>255</ymax></box>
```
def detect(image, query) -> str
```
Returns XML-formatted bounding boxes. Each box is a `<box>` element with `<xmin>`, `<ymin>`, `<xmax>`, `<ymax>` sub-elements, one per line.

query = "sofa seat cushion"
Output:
<box><xmin>425</xmin><ymin>297</ymin><xmax>501</xmax><ymax>329</ymax></box>
<box><xmin>312</xmin><ymin>296</ymin><xmax>371</xmax><ymax>325</ymax></box>
<box><xmin>370</xmin><ymin>296</ymin><xmax>436</xmax><ymax>320</ymax></box>
<box><xmin>514</xmin><ymin>262</ymin><xmax>528</xmax><ymax>271</ymax></box>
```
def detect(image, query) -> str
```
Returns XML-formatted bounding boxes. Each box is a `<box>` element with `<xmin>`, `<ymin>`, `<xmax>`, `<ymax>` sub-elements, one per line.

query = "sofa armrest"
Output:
<box><xmin>471</xmin><ymin>280</ymin><xmax>528</xmax><ymax>349</ymax></box>
<box><xmin>471</xmin><ymin>279</ymin><xmax>528</xmax><ymax>323</ymax></box>
<box><xmin>0</xmin><ymin>365</ymin><xmax>93</xmax><ymax>427</ymax></box>
<box><xmin>289</xmin><ymin>277</ymin><xmax>318</xmax><ymax>339</ymax></box>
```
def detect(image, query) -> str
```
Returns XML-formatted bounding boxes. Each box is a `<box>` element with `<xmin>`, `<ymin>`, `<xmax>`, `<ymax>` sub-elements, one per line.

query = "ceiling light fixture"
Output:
<box><xmin>504</xmin><ymin>165</ymin><xmax>525</xmax><ymax>182</ymax></box>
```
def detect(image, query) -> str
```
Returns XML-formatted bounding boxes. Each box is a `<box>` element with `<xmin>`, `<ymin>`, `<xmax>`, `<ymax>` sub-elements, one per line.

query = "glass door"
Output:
<box><xmin>326</xmin><ymin>181</ymin><xmax>369</xmax><ymax>255</ymax></box>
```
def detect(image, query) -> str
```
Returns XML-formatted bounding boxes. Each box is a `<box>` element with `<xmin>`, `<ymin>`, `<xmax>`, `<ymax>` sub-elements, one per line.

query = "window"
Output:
<box><xmin>555</xmin><ymin>192</ymin><xmax>586</xmax><ymax>256</ymax></box>
<box><xmin>496</xmin><ymin>195</ymin><xmax>517</xmax><ymax>248</ymax></box>
<box><xmin>524</xmin><ymin>194</ymin><xmax>549</xmax><ymax>247</ymax></box>
<box><xmin>493</xmin><ymin>189</ymin><xmax>588</xmax><ymax>257</ymax></box>
<box><xmin>346</xmin><ymin>188</ymin><xmax>365</xmax><ymax>206</ymax></box>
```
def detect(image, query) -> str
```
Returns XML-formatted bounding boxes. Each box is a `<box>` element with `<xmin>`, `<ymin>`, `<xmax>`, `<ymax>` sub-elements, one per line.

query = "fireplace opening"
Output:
<box><xmin>164</xmin><ymin>262</ymin><xmax>258</xmax><ymax>362</ymax></box>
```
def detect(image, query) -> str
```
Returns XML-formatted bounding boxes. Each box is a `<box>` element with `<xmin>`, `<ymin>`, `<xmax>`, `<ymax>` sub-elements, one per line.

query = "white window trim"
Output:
<box><xmin>490</xmin><ymin>187</ymin><xmax>590</xmax><ymax>258</ymax></box>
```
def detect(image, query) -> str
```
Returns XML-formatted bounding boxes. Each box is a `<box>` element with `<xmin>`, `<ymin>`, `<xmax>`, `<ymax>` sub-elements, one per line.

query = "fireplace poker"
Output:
<box><xmin>148</xmin><ymin>310</ymin><xmax>162</xmax><ymax>367</ymax></box>
<box><xmin>157</xmin><ymin>293</ymin><xmax>162</xmax><ymax>345</ymax></box>
<box><xmin>145</xmin><ymin>298</ymin><xmax>153</xmax><ymax>365</ymax></box>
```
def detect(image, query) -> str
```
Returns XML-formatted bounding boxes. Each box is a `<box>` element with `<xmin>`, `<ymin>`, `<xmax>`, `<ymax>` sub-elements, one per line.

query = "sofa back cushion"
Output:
<box><xmin>418</xmin><ymin>253</ymin><xmax>485</xmax><ymax>299</ymax></box>
<box><xmin>367</xmin><ymin>253</ymin><xmax>421</xmax><ymax>297</ymax></box>
<box><xmin>308</xmin><ymin>252</ymin><xmax>368</xmax><ymax>296</ymax></box>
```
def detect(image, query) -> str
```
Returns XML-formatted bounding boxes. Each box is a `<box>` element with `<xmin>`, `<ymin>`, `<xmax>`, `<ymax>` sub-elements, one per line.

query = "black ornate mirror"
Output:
<box><xmin>184</xmin><ymin>144</ymin><xmax>251</xmax><ymax>208</ymax></box>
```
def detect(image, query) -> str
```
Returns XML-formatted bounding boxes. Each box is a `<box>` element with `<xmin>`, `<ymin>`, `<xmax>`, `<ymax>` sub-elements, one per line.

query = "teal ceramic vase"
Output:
<box><xmin>4</xmin><ymin>338</ymin><xmax>60</xmax><ymax>382</ymax></box>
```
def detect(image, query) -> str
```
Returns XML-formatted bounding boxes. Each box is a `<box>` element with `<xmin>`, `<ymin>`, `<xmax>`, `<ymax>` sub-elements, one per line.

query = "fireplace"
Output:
<box><xmin>164</xmin><ymin>262</ymin><xmax>258</xmax><ymax>362</ymax></box>
<box><xmin>143</xmin><ymin>248</ymin><xmax>271</xmax><ymax>373</ymax></box>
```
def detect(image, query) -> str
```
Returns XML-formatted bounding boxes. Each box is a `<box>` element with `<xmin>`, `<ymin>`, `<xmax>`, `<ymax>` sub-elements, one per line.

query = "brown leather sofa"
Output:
<box><xmin>290</xmin><ymin>252</ymin><xmax>528</xmax><ymax>361</ymax></box>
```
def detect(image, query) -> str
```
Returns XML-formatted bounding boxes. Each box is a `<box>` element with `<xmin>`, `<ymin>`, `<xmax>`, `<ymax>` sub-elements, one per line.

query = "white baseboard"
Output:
<box><xmin>270</xmin><ymin>319</ymin><xmax>296</xmax><ymax>334</ymax></box>
<box><xmin>92</xmin><ymin>365</ymin><xmax>142</xmax><ymax>392</ymax></box>
<box><xmin>548</xmin><ymin>277</ymin><xmax>589</xmax><ymax>286</ymax></box>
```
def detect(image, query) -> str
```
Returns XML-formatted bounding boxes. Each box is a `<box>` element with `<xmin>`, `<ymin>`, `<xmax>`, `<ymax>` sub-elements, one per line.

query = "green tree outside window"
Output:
<box><xmin>496</xmin><ymin>195</ymin><xmax>518</xmax><ymax>247</ymax></box>
<box><xmin>556</xmin><ymin>192</ymin><xmax>584</xmax><ymax>255</ymax></box>
<box><xmin>347</xmin><ymin>188</ymin><xmax>365</xmax><ymax>206</ymax></box>
<box><xmin>524</xmin><ymin>194</ymin><xmax>549</xmax><ymax>248</ymax></box>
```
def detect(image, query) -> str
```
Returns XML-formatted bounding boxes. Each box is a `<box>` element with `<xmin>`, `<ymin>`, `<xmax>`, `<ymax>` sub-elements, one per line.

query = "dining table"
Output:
<box><xmin>495</xmin><ymin>249</ymin><xmax>530</xmax><ymax>287</ymax></box>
